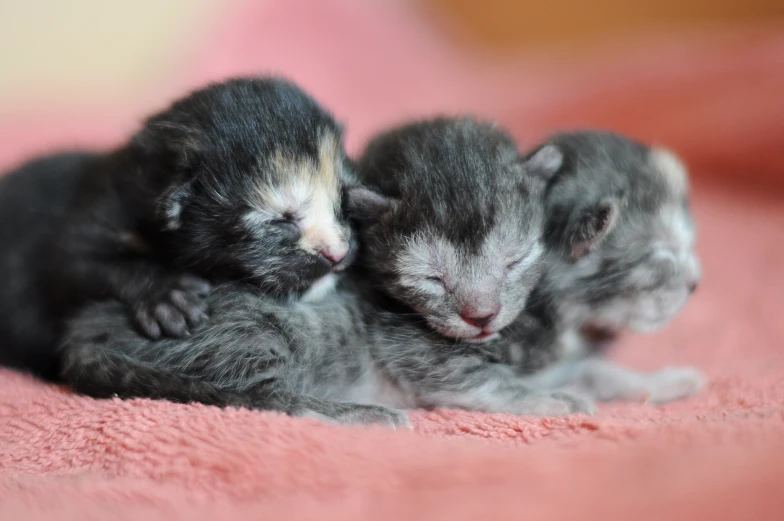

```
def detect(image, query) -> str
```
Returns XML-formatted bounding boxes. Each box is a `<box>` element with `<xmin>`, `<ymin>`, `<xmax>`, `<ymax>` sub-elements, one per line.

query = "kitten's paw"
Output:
<box><xmin>302</xmin><ymin>404</ymin><xmax>412</xmax><ymax>429</ymax></box>
<box><xmin>518</xmin><ymin>390</ymin><xmax>595</xmax><ymax>417</ymax></box>
<box><xmin>645</xmin><ymin>367</ymin><xmax>707</xmax><ymax>404</ymax></box>
<box><xmin>335</xmin><ymin>404</ymin><xmax>412</xmax><ymax>429</ymax></box>
<box><xmin>132</xmin><ymin>274</ymin><xmax>211</xmax><ymax>339</ymax></box>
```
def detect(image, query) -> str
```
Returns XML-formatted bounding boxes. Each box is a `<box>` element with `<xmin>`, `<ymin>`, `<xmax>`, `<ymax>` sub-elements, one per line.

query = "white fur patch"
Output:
<box><xmin>298</xmin><ymin>185</ymin><xmax>348</xmax><ymax>261</ymax></box>
<box><xmin>165</xmin><ymin>201</ymin><xmax>182</xmax><ymax>230</ymax></box>
<box><xmin>249</xmin><ymin>132</ymin><xmax>349</xmax><ymax>260</ymax></box>
<box><xmin>532</xmin><ymin>359</ymin><xmax>707</xmax><ymax>404</ymax></box>
<box><xmin>242</xmin><ymin>208</ymin><xmax>275</xmax><ymax>228</ymax></box>
<box><xmin>300</xmin><ymin>273</ymin><xmax>339</xmax><ymax>302</ymax></box>
<box><xmin>344</xmin><ymin>367</ymin><xmax>416</xmax><ymax>410</ymax></box>
<box><xmin>650</xmin><ymin>148</ymin><xmax>689</xmax><ymax>198</ymax></box>
<box><xmin>558</xmin><ymin>329</ymin><xmax>591</xmax><ymax>360</ymax></box>
<box><xmin>659</xmin><ymin>204</ymin><xmax>701</xmax><ymax>285</ymax></box>
<box><xmin>663</xmin><ymin>205</ymin><xmax>695</xmax><ymax>249</ymax></box>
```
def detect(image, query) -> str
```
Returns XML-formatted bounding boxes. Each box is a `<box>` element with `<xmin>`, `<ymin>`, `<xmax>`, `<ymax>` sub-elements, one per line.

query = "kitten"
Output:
<box><xmin>0</xmin><ymin>77</ymin><xmax>356</xmax><ymax>380</ymax></box>
<box><xmin>353</xmin><ymin>118</ymin><xmax>556</xmax><ymax>341</ymax></box>
<box><xmin>59</xmin><ymin>118</ymin><xmax>594</xmax><ymax>426</ymax></box>
<box><xmin>508</xmin><ymin>131</ymin><xmax>706</xmax><ymax>404</ymax></box>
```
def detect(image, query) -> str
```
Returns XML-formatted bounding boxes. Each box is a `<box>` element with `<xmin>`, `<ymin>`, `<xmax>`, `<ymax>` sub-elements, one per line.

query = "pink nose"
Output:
<box><xmin>319</xmin><ymin>247</ymin><xmax>346</xmax><ymax>267</ymax></box>
<box><xmin>460</xmin><ymin>311</ymin><xmax>498</xmax><ymax>328</ymax></box>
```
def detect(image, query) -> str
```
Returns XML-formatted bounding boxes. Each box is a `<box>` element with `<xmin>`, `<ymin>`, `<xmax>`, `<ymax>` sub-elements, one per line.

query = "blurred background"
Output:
<box><xmin>0</xmin><ymin>0</ymin><xmax>783</xmax><ymax>427</ymax></box>
<box><xmin>0</xmin><ymin>0</ymin><xmax>783</xmax><ymax>192</ymax></box>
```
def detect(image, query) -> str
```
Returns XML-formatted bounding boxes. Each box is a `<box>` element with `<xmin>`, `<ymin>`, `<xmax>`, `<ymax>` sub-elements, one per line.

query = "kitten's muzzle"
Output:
<box><xmin>460</xmin><ymin>311</ymin><xmax>497</xmax><ymax>328</ymax></box>
<box><xmin>459</xmin><ymin>302</ymin><xmax>501</xmax><ymax>329</ymax></box>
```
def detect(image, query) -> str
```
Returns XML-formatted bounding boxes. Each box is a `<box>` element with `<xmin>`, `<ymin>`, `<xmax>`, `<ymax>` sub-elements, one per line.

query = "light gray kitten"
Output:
<box><xmin>60</xmin><ymin>118</ymin><xmax>589</xmax><ymax>427</ymax></box>
<box><xmin>508</xmin><ymin>131</ymin><xmax>705</xmax><ymax>404</ymax></box>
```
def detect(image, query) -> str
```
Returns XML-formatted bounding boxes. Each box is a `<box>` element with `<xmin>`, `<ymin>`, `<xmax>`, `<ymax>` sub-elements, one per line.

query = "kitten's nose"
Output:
<box><xmin>460</xmin><ymin>311</ymin><xmax>498</xmax><ymax>328</ymax></box>
<box><xmin>685</xmin><ymin>254</ymin><xmax>701</xmax><ymax>295</ymax></box>
<box><xmin>318</xmin><ymin>246</ymin><xmax>347</xmax><ymax>268</ymax></box>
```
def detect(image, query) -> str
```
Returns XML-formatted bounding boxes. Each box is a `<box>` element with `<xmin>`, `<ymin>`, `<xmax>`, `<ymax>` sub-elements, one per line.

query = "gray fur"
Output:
<box><xmin>530</xmin><ymin>131</ymin><xmax>701</xmax><ymax>339</ymax></box>
<box><xmin>517</xmin><ymin>131</ymin><xmax>705</xmax><ymax>402</ymax></box>
<box><xmin>60</xmin><ymin>118</ymin><xmax>590</xmax><ymax>425</ymax></box>
<box><xmin>523</xmin><ymin>356</ymin><xmax>705</xmax><ymax>404</ymax></box>
<box><xmin>59</xmin><ymin>128</ymin><xmax>704</xmax><ymax>425</ymax></box>
<box><xmin>61</xmin><ymin>278</ymin><xmax>593</xmax><ymax>427</ymax></box>
<box><xmin>0</xmin><ymin>78</ymin><xmax>360</xmax><ymax>380</ymax></box>
<box><xmin>351</xmin><ymin>118</ymin><xmax>554</xmax><ymax>341</ymax></box>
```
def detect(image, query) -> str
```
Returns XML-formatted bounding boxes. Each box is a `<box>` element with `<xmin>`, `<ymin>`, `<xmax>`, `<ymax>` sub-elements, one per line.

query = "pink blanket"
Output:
<box><xmin>2</xmin><ymin>2</ymin><xmax>783</xmax><ymax>518</ymax></box>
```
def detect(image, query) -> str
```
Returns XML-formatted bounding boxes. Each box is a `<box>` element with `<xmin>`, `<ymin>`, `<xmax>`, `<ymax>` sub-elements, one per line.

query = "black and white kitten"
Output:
<box><xmin>0</xmin><ymin>77</ymin><xmax>356</xmax><ymax>379</ymax></box>
<box><xmin>509</xmin><ymin>131</ymin><xmax>706</xmax><ymax>404</ymax></box>
<box><xmin>59</xmin><ymin>118</ymin><xmax>593</xmax><ymax>427</ymax></box>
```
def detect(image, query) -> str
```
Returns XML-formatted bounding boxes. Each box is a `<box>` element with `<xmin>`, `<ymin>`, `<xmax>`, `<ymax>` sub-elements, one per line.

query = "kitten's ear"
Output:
<box><xmin>520</xmin><ymin>144</ymin><xmax>564</xmax><ymax>193</ymax></box>
<box><xmin>133</xmin><ymin>119</ymin><xmax>204</xmax><ymax>168</ymax></box>
<box><xmin>134</xmin><ymin>121</ymin><xmax>202</xmax><ymax>154</ymax></box>
<box><xmin>566</xmin><ymin>198</ymin><xmax>619</xmax><ymax>261</ymax></box>
<box><xmin>344</xmin><ymin>187</ymin><xmax>395</xmax><ymax>222</ymax></box>
<box><xmin>524</xmin><ymin>144</ymin><xmax>564</xmax><ymax>180</ymax></box>
<box><xmin>135</xmin><ymin>119</ymin><xmax>203</xmax><ymax>231</ymax></box>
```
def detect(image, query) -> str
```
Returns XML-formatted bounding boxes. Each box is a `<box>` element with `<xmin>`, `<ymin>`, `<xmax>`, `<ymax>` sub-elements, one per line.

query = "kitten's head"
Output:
<box><xmin>133</xmin><ymin>77</ymin><xmax>357</xmax><ymax>295</ymax></box>
<box><xmin>349</xmin><ymin>117</ymin><xmax>562</xmax><ymax>341</ymax></box>
<box><xmin>532</xmin><ymin>131</ymin><xmax>701</xmax><ymax>334</ymax></box>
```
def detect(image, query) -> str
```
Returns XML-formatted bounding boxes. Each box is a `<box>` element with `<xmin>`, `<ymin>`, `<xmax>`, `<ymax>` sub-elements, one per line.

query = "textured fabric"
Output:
<box><xmin>1</xmin><ymin>1</ymin><xmax>783</xmax><ymax>519</ymax></box>
<box><xmin>2</xmin><ymin>180</ymin><xmax>782</xmax><ymax>519</ymax></box>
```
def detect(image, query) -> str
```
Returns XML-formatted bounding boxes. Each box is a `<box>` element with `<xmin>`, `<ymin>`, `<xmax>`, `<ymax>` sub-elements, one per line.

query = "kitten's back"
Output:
<box><xmin>0</xmin><ymin>152</ymin><xmax>99</xmax><ymax>376</ymax></box>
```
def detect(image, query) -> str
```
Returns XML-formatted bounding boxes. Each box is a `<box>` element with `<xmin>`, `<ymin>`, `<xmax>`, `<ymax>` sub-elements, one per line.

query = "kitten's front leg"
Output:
<box><xmin>53</xmin><ymin>222</ymin><xmax>211</xmax><ymax>339</ymax></box>
<box><xmin>525</xmin><ymin>358</ymin><xmax>706</xmax><ymax>404</ymax></box>
<box><xmin>62</xmin><ymin>301</ymin><xmax>410</xmax><ymax>429</ymax></box>
<box><xmin>80</xmin><ymin>258</ymin><xmax>211</xmax><ymax>339</ymax></box>
<box><xmin>411</xmin><ymin>358</ymin><xmax>595</xmax><ymax>416</ymax></box>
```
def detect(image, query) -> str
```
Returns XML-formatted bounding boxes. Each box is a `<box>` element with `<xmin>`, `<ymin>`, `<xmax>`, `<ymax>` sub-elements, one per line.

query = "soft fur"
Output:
<box><xmin>59</xmin><ymin>118</ymin><xmax>589</xmax><ymax>426</ymax></box>
<box><xmin>0</xmin><ymin>77</ymin><xmax>356</xmax><ymax>379</ymax></box>
<box><xmin>57</xmin><ymin>127</ymin><xmax>705</xmax><ymax>425</ymax></box>
<box><xmin>352</xmin><ymin>118</ymin><xmax>554</xmax><ymax>341</ymax></box>
<box><xmin>531</xmin><ymin>131</ymin><xmax>700</xmax><ymax>338</ymax></box>
<box><xmin>513</xmin><ymin>131</ymin><xmax>705</xmax><ymax>402</ymax></box>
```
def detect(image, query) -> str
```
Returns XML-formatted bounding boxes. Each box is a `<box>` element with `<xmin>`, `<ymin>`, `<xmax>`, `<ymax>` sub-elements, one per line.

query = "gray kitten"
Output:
<box><xmin>511</xmin><ymin>131</ymin><xmax>705</xmax><ymax>404</ymax></box>
<box><xmin>351</xmin><ymin>118</ymin><xmax>559</xmax><ymax>341</ymax></box>
<box><xmin>60</xmin><ymin>118</ymin><xmax>592</xmax><ymax>427</ymax></box>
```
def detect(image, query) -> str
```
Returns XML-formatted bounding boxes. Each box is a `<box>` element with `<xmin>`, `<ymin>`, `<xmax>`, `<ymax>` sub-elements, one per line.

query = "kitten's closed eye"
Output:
<box><xmin>423</xmin><ymin>275</ymin><xmax>446</xmax><ymax>292</ymax></box>
<box><xmin>411</xmin><ymin>275</ymin><xmax>446</xmax><ymax>295</ymax></box>
<box><xmin>269</xmin><ymin>214</ymin><xmax>299</xmax><ymax>234</ymax></box>
<box><xmin>243</xmin><ymin>209</ymin><xmax>300</xmax><ymax>237</ymax></box>
<box><xmin>505</xmin><ymin>258</ymin><xmax>523</xmax><ymax>271</ymax></box>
